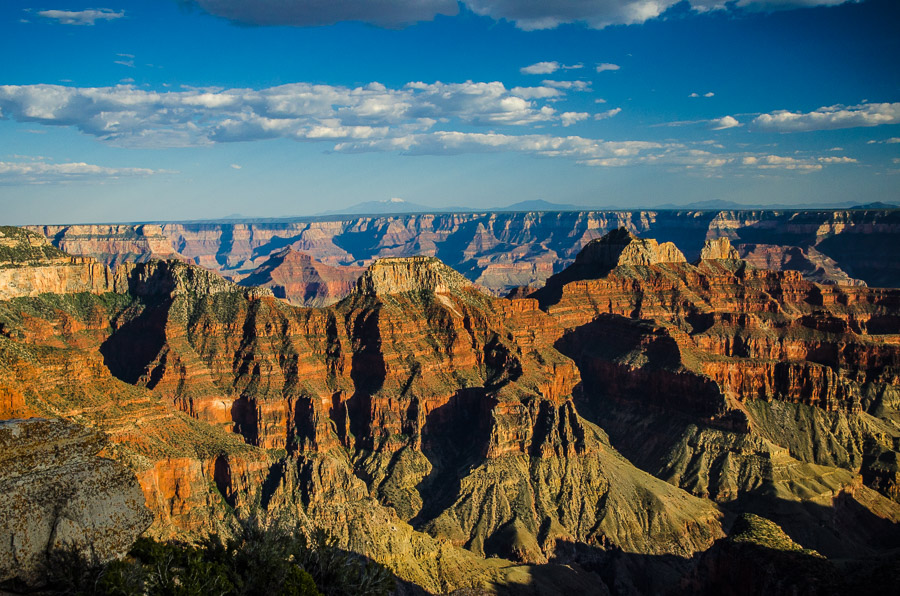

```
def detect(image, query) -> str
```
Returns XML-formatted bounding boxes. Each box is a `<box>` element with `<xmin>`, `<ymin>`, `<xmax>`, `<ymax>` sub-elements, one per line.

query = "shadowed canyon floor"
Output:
<box><xmin>1</xmin><ymin>224</ymin><xmax>899</xmax><ymax>594</ymax></box>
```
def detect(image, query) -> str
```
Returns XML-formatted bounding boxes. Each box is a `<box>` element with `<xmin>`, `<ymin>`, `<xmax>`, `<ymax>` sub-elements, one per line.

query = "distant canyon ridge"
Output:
<box><xmin>28</xmin><ymin>209</ymin><xmax>900</xmax><ymax>305</ymax></box>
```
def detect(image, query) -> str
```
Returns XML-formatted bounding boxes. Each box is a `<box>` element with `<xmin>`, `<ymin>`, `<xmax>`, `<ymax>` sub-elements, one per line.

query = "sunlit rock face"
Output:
<box><xmin>2</xmin><ymin>225</ymin><xmax>900</xmax><ymax>594</ymax></box>
<box><xmin>28</xmin><ymin>208</ymin><xmax>900</xmax><ymax>301</ymax></box>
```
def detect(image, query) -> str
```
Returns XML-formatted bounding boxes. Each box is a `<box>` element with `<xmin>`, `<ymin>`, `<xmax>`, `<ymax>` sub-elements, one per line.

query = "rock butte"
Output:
<box><xmin>1</xmin><ymin>225</ymin><xmax>899</xmax><ymax>594</ymax></box>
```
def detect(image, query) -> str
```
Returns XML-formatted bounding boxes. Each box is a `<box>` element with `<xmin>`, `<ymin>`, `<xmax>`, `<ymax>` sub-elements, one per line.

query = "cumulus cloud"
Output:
<box><xmin>741</xmin><ymin>154</ymin><xmax>823</xmax><ymax>171</ymax></box>
<box><xmin>521</xmin><ymin>61</ymin><xmax>560</xmax><ymax>75</ymax></box>
<box><xmin>521</xmin><ymin>61</ymin><xmax>584</xmax><ymax>74</ymax></box>
<box><xmin>690</xmin><ymin>92</ymin><xmax>715</xmax><ymax>98</ymax></box>
<box><xmin>596</xmin><ymin>63</ymin><xmax>620</xmax><ymax>73</ymax></box>
<box><xmin>709</xmin><ymin>115</ymin><xmax>741</xmax><ymax>130</ymax></box>
<box><xmin>541</xmin><ymin>80</ymin><xmax>591</xmax><ymax>91</ymax></box>
<box><xmin>594</xmin><ymin>107</ymin><xmax>622</xmax><ymax>120</ymax></box>
<box><xmin>180</xmin><ymin>0</ymin><xmax>457</xmax><ymax>27</ymax></box>
<box><xmin>560</xmin><ymin>111</ymin><xmax>590</xmax><ymax>126</ymax></box>
<box><xmin>0</xmin><ymin>81</ymin><xmax>579</xmax><ymax>147</ymax></box>
<box><xmin>466</xmin><ymin>0</ymin><xmax>855</xmax><ymax>30</ymax></box>
<box><xmin>753</xmin><ymin>102</ymin><xmax>900</xmax><ymax>132</ymax></box>
<box><xmin>37</xmin><ymin>9</ymin><xmax>125</xmax><ymax>25</ymax></box>
<box><xmin>334</xmin><ymin>131</ymin><xmax>669</xmax><ymax>161</ymax></box>
<box><xmin>510</xmin><ymin>86</ymin><xmax>562</xmax><ymax>99</ymax></box>
<box><xmin>0</xmin><ymin>160</ymin><xmax>164</xmax><ymax>184</ymax></box>
<box><xmin>817</xmin><ymin>156</ymin><xmax>857</xmax><ymax>164</ymax></box>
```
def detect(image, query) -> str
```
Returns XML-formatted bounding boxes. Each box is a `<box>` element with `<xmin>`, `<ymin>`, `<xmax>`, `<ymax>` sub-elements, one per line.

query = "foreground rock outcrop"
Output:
<box><xmin>0</xmin><ymin>418</ymin><xmax>152</xmax><ymax>587</ymax></box>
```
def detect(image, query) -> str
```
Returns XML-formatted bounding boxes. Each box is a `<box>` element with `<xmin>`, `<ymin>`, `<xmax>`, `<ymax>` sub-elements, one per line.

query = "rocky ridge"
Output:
<box><xmin>2</xmin><ymin>226</ymin><xmax>899</xmax><ymax>593</ymax></box>
<box><xmin>239</xmin><ymin>247</ymin><xmax>364</xmax><ymax>306</ymax></box>
<box><xmin>28</xmin><ymin>208</ymin><xmax>900</xmax><ymax>304</ymax></box>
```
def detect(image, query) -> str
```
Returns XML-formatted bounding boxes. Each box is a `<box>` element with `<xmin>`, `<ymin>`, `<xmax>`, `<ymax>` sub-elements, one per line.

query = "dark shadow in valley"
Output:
<box><xmin>332</xmin><ymin>226</ymin><xmax>389</xmax><ymax>263</ymax></box>
<box><xmin>408</xmin><ymin>387</ymin><xmax>495</xmax><ymax>529</ymax></box>
<box><xmin>547</xmin><ymin>498</ymin><xmax>900</xmax><ymax>596</ymax></box>
<box><xmin>346</xmin><ymin>306</ymin><xmax>386</xmax><ymax>451</ymax></box>
<box><xmin>99</xmin><ymin>298</ymin><xmax>170</xmax><ymax>385</ymax></box>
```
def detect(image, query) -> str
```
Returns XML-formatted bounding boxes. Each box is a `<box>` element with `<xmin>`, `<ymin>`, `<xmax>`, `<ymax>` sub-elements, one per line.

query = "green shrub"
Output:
<box><xmin>40</xmin><ymin>522</ymin><xmax>394</xmax><ymax>596</ymax></box>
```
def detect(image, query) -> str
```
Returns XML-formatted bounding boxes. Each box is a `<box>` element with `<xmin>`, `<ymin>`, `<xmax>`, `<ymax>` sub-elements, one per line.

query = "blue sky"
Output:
<box><xmin>1</xmin><ymin>0</ymin><xmax>898</xmax><ymax>223</ymax></box>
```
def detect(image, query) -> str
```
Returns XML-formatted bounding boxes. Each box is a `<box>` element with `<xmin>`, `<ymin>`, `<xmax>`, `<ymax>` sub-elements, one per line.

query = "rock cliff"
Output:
<box><xmin>28</xmin><ymin>208</ymin><xmax>900</xmax><ymax>301</ymax></box>
<box><xmin>239</xmin><ymin>248</ymin><xmax>364</xmax><ymax>306</ymax></box>
<box><xmin>2</xmin><ymin>226</ymin><xmax>900</xmax><ymax>593</ymax></box>
<box><xmin>534</xmin><ymin>229</ymin><xmax>900</xmax><ymax>559</ymax></box>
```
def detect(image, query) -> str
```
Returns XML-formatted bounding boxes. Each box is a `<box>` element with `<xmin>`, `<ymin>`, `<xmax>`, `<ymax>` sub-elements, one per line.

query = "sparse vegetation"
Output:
<box><xmin>41</xmin><ymin>523</ymin><xmax>395</xmax><ymax>596</ymax></box>
<box><xmin>0</xmin><ymin>226</ymin><xmax>68</xmax><ymax>265</ymax></box>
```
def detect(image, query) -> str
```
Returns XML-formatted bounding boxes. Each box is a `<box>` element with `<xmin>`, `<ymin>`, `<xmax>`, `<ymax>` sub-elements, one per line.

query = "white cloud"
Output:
<box><xmin>521</xmin><ymin>61</ymin><xmax>560</xmax><ymax>75</ymax></box>
<box><xmin>510</xmin><ymin>86</ymin><xmax>562</xmax><ymax>99</ymax></box>
<box><xmin>753</xmin><ymin>102</ymin><xmax>900</xmax><ymax>132</ymax></box>
<box><xmin>709</xmin><ymin>115</ymin><xmax>741</xmax><ymax>130</ymax></box>
<box><xmin>817</xmin><ymin>156</ymin><xmax>857</xmax><ymax>164</ymax></box>
<box><xmin>541</xmin><ymin>80</ymin><xmax>591</xmax><ymax>91</ymax></box>
<box><xmin>37</xmin><ymin>9</ymin><xmax>125</xmax><ymax>25</ymax></box>
<box><xmin>560</xmin><ymin>112</ymin><xmax>590</xmax><ymax>126</ymax></box>
<box><xmin>230</xmin><ymin>163</ymin><xmax>242</xmax><ymax>169</ymax></box>
<box><xmin>741</xmin><ymin>155</ymin><xmax>822</xmax><ymax>171</ymax></box>
<box><xmin>0</xmin><ymin>81</ymin><xmax>578</xmax><ymax>147</ymax></box>
<box><xmin>867</xmin><ymin>137</ymin><xmax>900</xmax><ymax>144</ymax></box>
<box><xmin>594</xmin><ymin>108</ymin><xmax>622</xmax><ymax>120</ymax></box>
<box><xmin>114</xmin><ymin>59</ymin><xmax>135</xmax><ymax>68</ymax></box>
<box><xmin>0</xmin><ymin>160</ymin><xmax>166</xmax><ymax>184</ymax></box>
<box><xmin>465</xmin><ymin>1</ymin><xmax>856</xmax><ymax>30</ymax></box>
<box><xmin>690</xmin><ymin>92</ymin><xmax>715</xmax><ymax>98</ymax></box>
<box><xmin>596</xmin><ymin>63</ymin><xmax>620</xmax><ymax>73</ymax></box>
<box><xmin>334</xmin><ymin>131</ymin><xmax>670</xmax><ymax>162</ymax></box>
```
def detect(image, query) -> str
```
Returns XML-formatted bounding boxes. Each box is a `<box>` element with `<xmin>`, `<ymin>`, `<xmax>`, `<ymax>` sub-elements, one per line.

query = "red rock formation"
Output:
<box><xmin>4</xmin><ymin>227</ymin><xmax>900</xmax><ymax>591</ymax></box>
<box><xmin>239</xmin><ymin>248</ymin><xmax>365</xmax><ymax>306</ymax></box>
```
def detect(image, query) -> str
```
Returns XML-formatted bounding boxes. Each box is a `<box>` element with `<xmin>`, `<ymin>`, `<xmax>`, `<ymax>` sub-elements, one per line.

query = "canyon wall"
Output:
<box><xmin>28</xmin><ymin>208</ymin><xmax>900</xmax><ymax>303</ymax></box>
<box><xmin>3</xmin><ymin>225</ymin><xmax>900</xmax><ymax>593</ymax></box>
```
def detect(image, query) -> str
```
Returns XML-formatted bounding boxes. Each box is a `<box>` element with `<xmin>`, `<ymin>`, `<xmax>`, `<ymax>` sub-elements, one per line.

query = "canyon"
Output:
<box><xmin>27</xmin><ymin>208</ymin><xmax>900</xmax><ymax>307</ymax></box>
<box><xmin>1</xmin><ymin>222</ymin><xmax>899</xmax><ymax>594</ymax></box>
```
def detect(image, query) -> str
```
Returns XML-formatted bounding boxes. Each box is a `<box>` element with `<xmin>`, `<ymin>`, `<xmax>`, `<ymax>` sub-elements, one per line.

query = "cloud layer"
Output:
<box><xmin>37</xmin><ymin>9</ymin><xmax>125</xmax><ymax>25</ymax></box>
<box><xmin>180</xmin><ymin>0</ymin><xmax>858</xmax><ymax>30</ymax></box>
<box><xmin>753</xmin><ymin>102</ymin><xmax>900</xmax><ymax>132</ymax></box>
<box><xmin>0</xmin><ymin>81</ymin><xmax>591</xmax><ymax>148</ymax></box>
<box><xmin>0</xmin><ymin>160</ymin><xmax>163</xmax><ymax>184</ymax></box>
<box><xmin>0</xmin><ymin>82</ymin><xmax>863</xmax><ymax>173</ymax></box>
<box><xmin>182</xmin><ymin>0</ymin><xmax>457</xmax><ymax>27</ymax></box>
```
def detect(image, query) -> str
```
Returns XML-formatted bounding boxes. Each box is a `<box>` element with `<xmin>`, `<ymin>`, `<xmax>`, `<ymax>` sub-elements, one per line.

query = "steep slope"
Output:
<box><xmin>5</xmin><ymin>226</ymin><xmax>900</xmax><ymax>593</ymax></box>
<box><xmin>128</xmin><ymin>254</ymin><xmax>722</xmax><ymax>562</ymax></box>
<box><xmin>532</xmin><ymin>229</ymin><xmax>900</xmax><ymax>558</ymax></box>
<box><xmin>0</xmin><ymin>243</ymin><xmax>728</xmax><ymax>593</ymax></box>
<box><xmin>29</xmin><ymin>208</ymin><xmax>900</xmax><ymax>297</ymax></box>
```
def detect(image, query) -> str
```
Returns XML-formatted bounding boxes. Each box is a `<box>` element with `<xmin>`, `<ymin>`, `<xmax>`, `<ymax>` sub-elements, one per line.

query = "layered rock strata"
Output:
<box><xmin>29</xmin><ymin>208</ymin><xmax>900</xmax><ymax>300</ymax></box>
<box><xmin>3</xmin><ymin>226</ymin><xmax>900</xmax><ymax>593</ymax></box>
<box><xmin>239</xmin><ymin>248</ymin><xmax>364</xmax><ymax>306</ymax></box>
